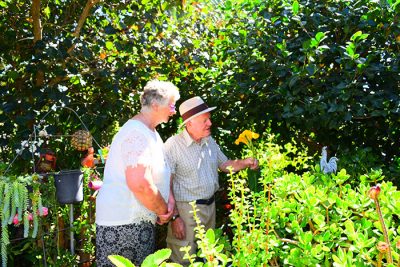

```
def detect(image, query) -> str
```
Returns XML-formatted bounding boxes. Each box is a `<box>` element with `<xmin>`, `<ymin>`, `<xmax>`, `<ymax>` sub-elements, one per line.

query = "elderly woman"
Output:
<box><xmin>95</xmin><ymin>80</ymin><xmax>180</xmax><ymax>266</ymax></box>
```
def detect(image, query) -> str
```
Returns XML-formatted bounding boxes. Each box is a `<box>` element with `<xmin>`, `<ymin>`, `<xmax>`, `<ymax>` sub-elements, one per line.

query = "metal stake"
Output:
<box><xmin>70</xmin><ymin>203</ymin><xmax>74</xmax><ymax>255</ymax></box>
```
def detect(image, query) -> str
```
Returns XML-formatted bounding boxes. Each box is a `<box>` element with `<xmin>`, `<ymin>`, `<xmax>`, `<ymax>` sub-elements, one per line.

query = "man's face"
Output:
<box><xmin>187</xmin><ymin>112</ymin><xmax>212</xmax><ymax>141</ymax></box>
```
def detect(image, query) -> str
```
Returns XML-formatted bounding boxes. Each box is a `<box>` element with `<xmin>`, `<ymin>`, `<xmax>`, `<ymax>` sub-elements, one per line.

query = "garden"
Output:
<box><xmin>1</xmin><ymin>0</ymin><xmax>399</xmax><ymax>266</ymax></box>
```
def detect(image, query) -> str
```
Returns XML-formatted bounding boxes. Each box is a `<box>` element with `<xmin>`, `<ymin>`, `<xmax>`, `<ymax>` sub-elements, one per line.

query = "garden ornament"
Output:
<box><xmin>81</xmin><ymin>147</ymin><xmax>97</xmax><ymax>168</ymax></box>
<box><xmin>320</xmin><ymin>146</ymin><xmax>338</xmax><ymax>174</ymax></box>
<box><xmin>71</xmin><ymin>130</ymin><xmax>93</xmax><ymax>151</ymax></box>
<box><xmin>179</xmin><ymin>96</ymin><xmax>216</xmax><ymax>125</ymax></box>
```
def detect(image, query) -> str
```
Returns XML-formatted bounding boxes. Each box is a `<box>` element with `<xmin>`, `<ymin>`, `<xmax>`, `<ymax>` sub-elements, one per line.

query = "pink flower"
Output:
<box><xmin>28</xmin><ymin>213</ymin><xmax>33</xmax><ymax>221</ymax></box>
<box><xmin>13</xmin><ymin>214</ymin><xmax>19</xmax><ymax>225</ymax></box>
<box><xmin>37</xmin><ymin>207</ymin><xmax>49</xmax><ymax>217</ymax></box>
<box><xmin>88</xmin><ymin>180</ymin><xmax>103</xmax><ymax>191</ymax></box>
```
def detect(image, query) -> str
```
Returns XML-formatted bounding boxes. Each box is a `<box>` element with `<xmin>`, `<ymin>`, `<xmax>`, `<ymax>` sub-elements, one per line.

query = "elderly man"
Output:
<box><xmin>165</xmin><ymin>96</ymin><xmax>258</xmax><ymax>265</ymax></box>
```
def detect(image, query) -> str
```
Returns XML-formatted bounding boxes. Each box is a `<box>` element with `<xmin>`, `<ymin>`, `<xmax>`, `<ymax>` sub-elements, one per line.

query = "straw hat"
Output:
<box><xmin>179</xmin><ymin>96</ymin><xmax>216</xmax><ymax>125</ymax></box>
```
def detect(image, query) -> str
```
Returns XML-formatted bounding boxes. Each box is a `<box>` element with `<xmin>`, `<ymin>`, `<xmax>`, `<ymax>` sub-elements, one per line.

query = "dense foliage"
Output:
<box><xmin>0</xmin><ymin>1</ymin><xmax>399</xmax><ymax>264</ymax></box>
<box><xmin>1</xmin><ymin>0</ymin><xmax>399</xmax><ymax>178</ymax></box>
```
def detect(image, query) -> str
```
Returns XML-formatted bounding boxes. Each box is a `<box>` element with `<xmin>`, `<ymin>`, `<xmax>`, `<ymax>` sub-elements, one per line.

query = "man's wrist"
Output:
<box><xmin>171</xmin><ymin>214</ymin><xmax>180</xmax><ymax>221</ymax></box>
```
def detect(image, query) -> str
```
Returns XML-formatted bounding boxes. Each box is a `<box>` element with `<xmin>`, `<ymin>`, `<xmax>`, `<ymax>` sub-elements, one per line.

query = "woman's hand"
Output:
<box><xmin>157</xmin><ymin>205</ymin><xmax>174</xmax><ymax>225</ymax></box>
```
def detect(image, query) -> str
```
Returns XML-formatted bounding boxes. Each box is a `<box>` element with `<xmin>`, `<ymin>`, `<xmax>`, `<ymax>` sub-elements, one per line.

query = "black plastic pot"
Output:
<box><xmin>54</xmin><ymin>170</ymin><xmax>84</xmax><ymax>204</ymax></box>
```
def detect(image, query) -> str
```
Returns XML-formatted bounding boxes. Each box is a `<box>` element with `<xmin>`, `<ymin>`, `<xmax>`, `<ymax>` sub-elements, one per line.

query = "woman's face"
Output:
<box><xmin>158</xmin><ymin>98</ymin><xmax>177</xmax><ymax>124</ymax></box>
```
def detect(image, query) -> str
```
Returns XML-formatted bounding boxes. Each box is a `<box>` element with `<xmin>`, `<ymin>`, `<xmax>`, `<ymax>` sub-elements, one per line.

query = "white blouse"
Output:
<box><xmin>95</xmin><ymin>120</ymin><xmax>170</xmax><ymax>226</ymax></box>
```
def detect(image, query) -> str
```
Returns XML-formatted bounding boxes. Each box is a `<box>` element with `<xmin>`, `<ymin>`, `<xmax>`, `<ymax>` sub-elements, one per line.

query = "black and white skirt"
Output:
<box><xmin>96</xmin><ymin>221</ymin><xmax>155</xmax><ymax>267</ymax></box>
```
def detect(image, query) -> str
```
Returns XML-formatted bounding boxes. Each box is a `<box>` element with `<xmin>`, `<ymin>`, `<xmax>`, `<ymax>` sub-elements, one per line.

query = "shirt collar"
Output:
<box><xmin>183</xmin><ymin>128</ymin><xmax>209</xmax><ymax>147</ymax></box>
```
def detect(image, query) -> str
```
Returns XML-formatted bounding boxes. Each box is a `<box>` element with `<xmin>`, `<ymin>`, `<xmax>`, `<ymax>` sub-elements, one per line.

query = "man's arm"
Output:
<box><xmin>219</xmin><ymin>158</ymin><xmax>258</xmax><ymax>173</ymax></box>
<box><xmin>169</xmin><ymin>174</ymin><xmax>186</xmax><ymax>240</ymax></box>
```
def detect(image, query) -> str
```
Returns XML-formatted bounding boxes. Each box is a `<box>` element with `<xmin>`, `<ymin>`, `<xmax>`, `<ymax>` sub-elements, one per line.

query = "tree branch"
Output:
<box><xmin>31</xmin><ymin>0</ymin><xmax>44</xmax><ymax>86</ymax></box>
<box><xmin>31</xmin><ymin>0</ymin><xmax>42</xmax><ymax>42</ymax></box>
<box><xmin>67</xmin><ymin>0</ymin><xmax>101</xmax><ymax>54</ymax></box>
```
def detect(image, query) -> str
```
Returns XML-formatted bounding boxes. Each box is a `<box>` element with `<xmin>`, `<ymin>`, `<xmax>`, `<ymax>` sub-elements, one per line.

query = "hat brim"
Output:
<box><xmin>180</xmin><ymin>106</ymin><xmax>216</xmax><ymax>127</ymax></box>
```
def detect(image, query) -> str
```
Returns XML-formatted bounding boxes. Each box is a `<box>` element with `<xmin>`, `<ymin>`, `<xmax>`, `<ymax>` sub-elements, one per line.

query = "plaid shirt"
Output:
<box><xmin>164</xmin><ymin>129</ymin><xmax>228</xmax><ymax>202</ymax></box>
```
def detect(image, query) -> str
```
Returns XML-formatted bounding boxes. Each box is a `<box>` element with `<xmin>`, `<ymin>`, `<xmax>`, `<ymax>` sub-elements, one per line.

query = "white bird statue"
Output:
<box><xmin>320</xmin><ymin>146</ymin><xmax>338</xmax><ymax>174</ymax></box>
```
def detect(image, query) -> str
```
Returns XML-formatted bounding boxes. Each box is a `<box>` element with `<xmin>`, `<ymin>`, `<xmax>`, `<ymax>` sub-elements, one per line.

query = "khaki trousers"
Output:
<box><xmin>166</xmin><ymin>201</ymin><xmax>216</xmax><ymax>266</ymax></box>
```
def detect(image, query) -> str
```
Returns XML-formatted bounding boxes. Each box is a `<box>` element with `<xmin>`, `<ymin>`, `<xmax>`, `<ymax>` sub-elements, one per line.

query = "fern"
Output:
<box><xmin>1</xmin><ymin>225</ymin><xmax>9</xmax><ymax>267</ymax></box>
<box><xmin>0</xmin><ymin>182</ymin><xmax>4</xmax><ymax>208</ymax></box>
<box><xmin>32</xmin><ymin>211</ymin><xmax>38</xmax><ymax>238</ymax></box>
<box><xmin>31</xmin><ymin>191</ymin><xmax>39</xmax><ymax>238</ymax></box>
<box><xmin>17</xmin><ymin>183</ymin><xmax>26</xmax><ymax>222</ymax></box>
<box><xmin>7</xmin><ymin>182</ymin><xmax>19</xmax><ymax>224</ymax></box>
<box><xmin>1</xmin><ymin>184</ymin><xmax>10</xmax><ymax>228</ymax></box>
<box><xmin>23</xmin><ymin>211</ymin><xmax>29</xmax><ymax>238</ymax></box>
<box><xmin>37</xmin><ymin>193</ymin><xmax>43</xmax><ymax>216</ymax></box>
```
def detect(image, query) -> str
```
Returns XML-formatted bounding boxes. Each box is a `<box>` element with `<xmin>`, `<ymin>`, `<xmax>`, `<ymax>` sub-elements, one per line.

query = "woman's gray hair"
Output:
<box><xmin>140</xmin><ymin>80</ymin><xmax>180</xmax><ymax>111</ymax></box>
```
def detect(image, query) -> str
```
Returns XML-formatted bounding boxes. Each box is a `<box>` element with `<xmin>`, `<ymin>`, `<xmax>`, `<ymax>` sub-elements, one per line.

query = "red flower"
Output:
<box><xmin>13</xmin><ymin>214</ymin><xmax>19</xmax><ymax>225</ymax></box>
<box><xmin>37</xmin><ymin>207</ymin><xmax>49</xmax><ymax>217</ymax></box>
<box><xmin>223</xmin><ymin>204</ymin><xmax>232</xmax><ymax>210</ymax></box>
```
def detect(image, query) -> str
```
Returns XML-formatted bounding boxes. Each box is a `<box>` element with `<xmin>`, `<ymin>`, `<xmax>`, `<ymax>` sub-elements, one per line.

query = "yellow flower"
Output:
<box><xmin>235</xmin><ymin>130</ymin><xmax>259</xmax><ymax>145</ymax></box>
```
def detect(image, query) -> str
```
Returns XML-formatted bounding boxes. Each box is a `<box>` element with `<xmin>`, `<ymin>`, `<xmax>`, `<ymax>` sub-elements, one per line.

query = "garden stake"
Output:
<box><xmin>369</xmin><ymin>185</ymin><xmax>393</xmax><ymax>264</ymax></box>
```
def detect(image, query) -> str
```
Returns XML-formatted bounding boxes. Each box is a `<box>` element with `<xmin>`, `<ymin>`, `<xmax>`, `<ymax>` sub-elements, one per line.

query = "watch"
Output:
<box><xmin>171</xmin><ymin>214</ymin><xmax>180</xmax><ymax>221</ymax></box>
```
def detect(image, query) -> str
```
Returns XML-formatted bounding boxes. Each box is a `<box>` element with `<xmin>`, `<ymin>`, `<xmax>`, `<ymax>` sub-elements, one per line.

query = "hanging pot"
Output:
<box><xmin>54</xmin><ymin>170</ymin><xmax>84</xmax><ymax>204</ymax></box>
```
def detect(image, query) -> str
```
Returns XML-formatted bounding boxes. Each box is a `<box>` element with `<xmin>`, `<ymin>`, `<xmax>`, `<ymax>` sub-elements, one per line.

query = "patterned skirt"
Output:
<box><xmin>96</xmin><ymin>221</ymin><xmax>155</xmax><ymax>267</ymax></box>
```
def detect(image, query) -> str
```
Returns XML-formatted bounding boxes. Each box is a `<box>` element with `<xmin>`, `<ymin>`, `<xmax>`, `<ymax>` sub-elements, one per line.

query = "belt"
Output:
<box><xmin>195</xmin><ymin>195</ymin><xmax>215</xmax><ymax>205</ymax></box>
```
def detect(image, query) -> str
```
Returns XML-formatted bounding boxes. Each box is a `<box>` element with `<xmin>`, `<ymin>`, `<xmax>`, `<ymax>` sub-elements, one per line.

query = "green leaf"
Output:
<box><xmin>313</xmin><ymin>214</ymin><xmax>326</xmax><ymax>228</ymax></box>
<box><xmin>346</xmin><ymin>42</ymin><xmax>355</xmax><ymax>57</ymax></box>
<box><xmin>315</xmin><ymin>32</ymin><xmax>325</xmax><ymax>42</ymax></box>
<box><xmin>43</xmin><ymin>6</ymin><xmax>51</xmax><ymax>19</ymax></box>
<box><xmin>205</xmin><ymin>228</ymin><xmax>215</xmax><ymax>243</ymax></box>
<box><xmin>292</xmin><ymin>1</ymin><xmax>299</xmax><ymax>15</ymax></box>
<box><xmin>106</xmin><ymin>41</ymin><xmax>115</xmax><ymax>50</ymax></box>
<box><xmin>108</xmin><ymin>255</ymin><xmax>136</xmax><ymax>267</ymax></box>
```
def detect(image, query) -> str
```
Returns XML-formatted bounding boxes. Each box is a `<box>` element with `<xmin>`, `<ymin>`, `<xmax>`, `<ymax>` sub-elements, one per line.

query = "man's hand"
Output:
<box><xmin>171</xmin><ymin>217</ymin><xmax>186</xmax><ymax>240</ymax></box>
<box><xmin>246</xmin><ymin>157</ymin><xmax>259</xmax><ymax>170</ymax></box>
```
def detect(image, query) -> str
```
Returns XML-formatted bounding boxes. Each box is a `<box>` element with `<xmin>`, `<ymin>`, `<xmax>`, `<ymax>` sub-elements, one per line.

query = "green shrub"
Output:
<box><xmin>224</xmin><ymin>134</ymin><xmax>400</xmax><ymax>266</ymax></box>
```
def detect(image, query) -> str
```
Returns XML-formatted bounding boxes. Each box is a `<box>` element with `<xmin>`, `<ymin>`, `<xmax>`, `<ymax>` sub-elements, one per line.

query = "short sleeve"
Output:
<box><xmin>121</xmin><ymin>129</ymin><xmax>152</xmax><ymax>169</ymax></box>
<box><xmin>214</xmin><ymin>139</ymin><xmax>228</xmax><ymax>165</ymax></box>
<box><xmin>164</xmin><ymin>138</ymin><xmax>176</xmax><ymax>174</ymax></box>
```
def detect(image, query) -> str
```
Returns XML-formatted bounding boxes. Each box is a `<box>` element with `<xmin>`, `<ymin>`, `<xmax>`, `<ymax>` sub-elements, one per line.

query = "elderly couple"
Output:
<box><xmin>95</xmin><ymin>80</ymin><xmax>258</xmax><ymax>266</ymax></box>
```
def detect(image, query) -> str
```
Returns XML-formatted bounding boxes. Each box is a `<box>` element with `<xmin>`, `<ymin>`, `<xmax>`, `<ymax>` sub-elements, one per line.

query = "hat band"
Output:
<box><xmin>181</xmin><ymin>103</ymin><xmax>209</xmax><ymax>122</ymax></box>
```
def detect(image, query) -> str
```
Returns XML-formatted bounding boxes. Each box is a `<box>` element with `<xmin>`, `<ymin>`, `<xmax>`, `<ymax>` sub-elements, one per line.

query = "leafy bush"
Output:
<box><xmin>224</xmin><ymin>133</ymin><xmax>400</xmax><ymax>266</ymax></box>
<box><xmin>1</xmin><ymin>0</ymin><xmax>399</xmax><ymax>182</ymax></box>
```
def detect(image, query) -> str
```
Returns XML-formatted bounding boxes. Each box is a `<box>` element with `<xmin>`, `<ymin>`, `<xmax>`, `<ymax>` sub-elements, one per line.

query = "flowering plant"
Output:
<box><xmin>235</xmin><ymin>130</ymin><xmax>260</xmax><ymax>191</ymax></box>
<box><xmin>235</xmin><ymin>130</ymin><xmax>259</xmax><ymax>148</ymax></box>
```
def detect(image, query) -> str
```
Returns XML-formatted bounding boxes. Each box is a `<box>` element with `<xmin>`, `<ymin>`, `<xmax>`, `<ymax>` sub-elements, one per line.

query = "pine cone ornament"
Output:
<box><xmin>71</xmin><ymin>130</ymin><xmax>92</xmax><ymax>151</ymax></box>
